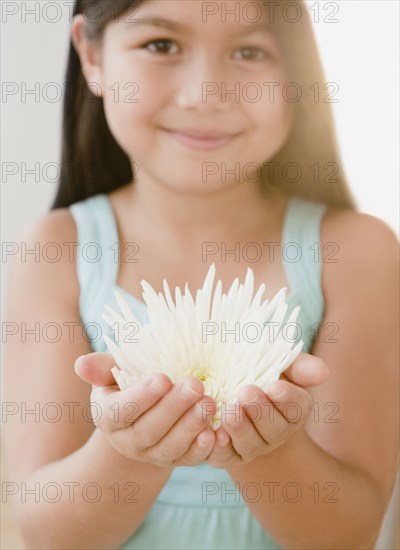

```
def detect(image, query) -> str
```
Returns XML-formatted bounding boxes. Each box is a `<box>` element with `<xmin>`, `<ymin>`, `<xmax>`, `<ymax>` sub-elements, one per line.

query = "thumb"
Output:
<box><xmin>282</xmin><ymin>352</ymin><xmax>330</xmax><ymax>387</ymax></box>
<box><xmin>74</xmin><ymin>352</ymin><xmax>118</xmax><ymax>387</ymax></box>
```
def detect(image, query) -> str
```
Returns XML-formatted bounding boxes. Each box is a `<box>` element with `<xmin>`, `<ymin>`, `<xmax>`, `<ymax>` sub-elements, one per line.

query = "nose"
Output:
<box><xmin>174</xmin><ymin>53</ymin><xmax>233</xmax><ymax>113</ymax></box>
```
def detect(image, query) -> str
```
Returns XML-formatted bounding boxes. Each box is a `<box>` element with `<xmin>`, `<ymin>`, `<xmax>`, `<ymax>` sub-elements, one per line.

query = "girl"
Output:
<box><xmin>4</xmin><ymin>0</ymin><xmax>398</xmax><ymax>548</ymax></box>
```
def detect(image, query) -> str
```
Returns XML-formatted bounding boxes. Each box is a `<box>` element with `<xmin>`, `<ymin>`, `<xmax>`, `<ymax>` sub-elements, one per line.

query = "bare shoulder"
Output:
<box><xmin>8</xmin><ymin>207</ymin><xmax>80</xmax><ymax>311</ymax></box>
<box><xmin>319</xmin><ymin>206</ymin><xmax>398</xmax><ymax>301</ymax></box>
<box><xmin>18</xmin><ymin>206</ymin><xmax>78</xmax><ymax>244</ymax></box>
<box><xmin>321</xmin><ymin>205</ymin><xmax>398</xmax><ymax>246</ymax></box>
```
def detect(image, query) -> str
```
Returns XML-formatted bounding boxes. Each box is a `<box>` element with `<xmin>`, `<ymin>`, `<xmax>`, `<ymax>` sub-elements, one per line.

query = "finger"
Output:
<box><xmin>92</xmin><ymin>373</ymin><xmax>172</xmax><ymax>431</ymax></box>
<box><xmin>266</xmin><ymin>380</ymin><xmax>313</xmax><ymax>425</ymax></box>
<box><xmin>206</xmin><ymin>427</ymin><xmax>241</xmax><ymax>468</ymax></box>
<box><xmin>131</xmin><ymin>376</ymin><xmax>206</xmax><ymax>448</ymax></box>
<box><xmin>154</xmin><ymin>404</ymin><xmax>216</xmax><ymax>464</ymax></box>
<box><xmin>169</xmin><ymin>424</ymin><xmax>217</xmax><ymax>467</ymax></box>
<box><xmin>282</xmin><ymin>352</ymin><xmax>330</xmax><ymax>387</ymax></box>
<box><xmin>238</xmin><ymin>385</ymin><xmax>291</xmax><ymax>446</ymax></box>
<box><xmin>74</xmin><ymin>352</ymin><xmax>117</xmax><ymax>387</ymax></box>
<box><xmin>222</xmin><ymin>402</ymin><xmax>268</xmax><ymax>459</ymax></box>
<box><xmin>146</xmin><ymin>397</ymin><xmax>216</xmax><ymax>465</ymax></box>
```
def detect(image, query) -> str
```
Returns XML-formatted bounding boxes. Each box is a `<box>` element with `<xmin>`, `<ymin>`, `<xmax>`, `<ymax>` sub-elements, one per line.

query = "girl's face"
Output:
<box><xmin>84</xmin><ymin>0</ymin><xmax>294</xmax><ymax>194</ymax></box>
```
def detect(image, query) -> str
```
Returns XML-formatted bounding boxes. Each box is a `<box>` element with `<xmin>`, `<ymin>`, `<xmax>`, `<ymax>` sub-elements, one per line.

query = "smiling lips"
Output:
<box><xmin>163</xmin><ymin>128</ymin><xmax>241</xmax><ymax>151</ymax></box>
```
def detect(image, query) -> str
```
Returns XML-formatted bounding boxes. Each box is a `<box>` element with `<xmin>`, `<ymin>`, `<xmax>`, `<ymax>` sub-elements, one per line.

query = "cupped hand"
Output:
<box><xmin>206</xmin><ymin>352</ymin><xmax>330</xmax><ymax>468</ymax></box>
<box><xmin>74</xmin><ymin>352</ymin><xmax>216</xmax><ymax>468</ymax></box>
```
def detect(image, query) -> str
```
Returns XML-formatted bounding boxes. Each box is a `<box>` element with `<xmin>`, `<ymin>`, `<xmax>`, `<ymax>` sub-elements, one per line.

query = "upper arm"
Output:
<box><xmin>305</xmin><ymin>209</ymin><xmax>399</xmax><ymax>506</ymax></box>
<box><xmin>3</xmin><ymin>209</ymin><xmax>95</xmax><ymax>482</ymax></box>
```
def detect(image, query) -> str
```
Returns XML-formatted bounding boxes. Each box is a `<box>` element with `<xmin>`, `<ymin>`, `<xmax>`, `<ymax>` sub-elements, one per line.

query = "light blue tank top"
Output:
<box><xmin>69</xmin><ymin>193</ymin><xmax>327</xmax><ymax>550</ymax></box>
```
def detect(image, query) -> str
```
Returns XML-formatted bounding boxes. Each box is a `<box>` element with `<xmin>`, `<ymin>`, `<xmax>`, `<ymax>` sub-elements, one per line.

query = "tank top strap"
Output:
<box><xmin>69</xmin><ymin>193</ymin><xmax>119</xmax><ymax>321</ymax></box>
<box><xmin>282</xmin><ymin>195</ymin><xmax>328</xmax><ymax>321</ymax></box>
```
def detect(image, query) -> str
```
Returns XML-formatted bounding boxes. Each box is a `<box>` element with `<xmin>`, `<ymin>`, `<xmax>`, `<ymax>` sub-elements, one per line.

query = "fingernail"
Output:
<box><xmin>74</xmin><ymin>355</ymin><xmax>86</xmax><ymax>372</ymax></box>
<box><xmin>267</xmin><ymin>381</ymin><xmax>287</xmax><ymax>401</ymax></box>
<box><xmin>149</xmin><ymin>376</ymin><xmax>170</xmax><ymax>392</ymax></box>
<box><xmin>180</xmin><ymin>379</ymin><xmax>202</xmax><ymax>398</ymax></box>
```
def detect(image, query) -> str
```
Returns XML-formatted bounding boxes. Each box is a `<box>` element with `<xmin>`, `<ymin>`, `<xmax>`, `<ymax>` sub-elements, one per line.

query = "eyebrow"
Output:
<box><xmin>127</xmin><ymin>16</ymin><xmax>270</xmax><ymax>35</ymax></box>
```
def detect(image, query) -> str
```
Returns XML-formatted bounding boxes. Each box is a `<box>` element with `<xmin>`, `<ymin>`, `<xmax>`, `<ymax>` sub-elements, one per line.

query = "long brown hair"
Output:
<box><xmin>51</xmin><ymin>0</ymin><xmax>357</xmax><ymax>210</ymax></box>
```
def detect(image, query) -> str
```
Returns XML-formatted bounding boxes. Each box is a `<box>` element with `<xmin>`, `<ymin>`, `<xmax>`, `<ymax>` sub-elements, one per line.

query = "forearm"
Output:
<box><xmin>226</xmin><ymin>428</ymin><xmax>384</xmax><ymax>549</ymax></box>
<box><xmin>14</xmin><ymin>428</ymin><xmax>173</xmax><ymax>550</ymax></box>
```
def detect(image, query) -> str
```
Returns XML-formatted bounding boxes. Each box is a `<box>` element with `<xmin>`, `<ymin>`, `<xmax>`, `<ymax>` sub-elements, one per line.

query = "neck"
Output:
<box><xmin>117</xmin><ymin>174</ymin><xmax>286</xmax><ymax>248</ymax></box>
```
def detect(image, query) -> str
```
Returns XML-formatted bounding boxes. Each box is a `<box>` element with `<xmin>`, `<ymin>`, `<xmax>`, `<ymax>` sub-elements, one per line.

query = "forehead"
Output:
<box><xmin>122</xmin><ymin>0</ymin><xmax>272</xmax><ymax>35</ymax></box>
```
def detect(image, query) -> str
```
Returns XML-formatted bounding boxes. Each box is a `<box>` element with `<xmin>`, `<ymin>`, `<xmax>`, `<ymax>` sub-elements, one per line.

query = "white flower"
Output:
<box><xmin>102</xmin><ymin>263</ymin><xmax>303</xmax><ymax>429</ymax></box>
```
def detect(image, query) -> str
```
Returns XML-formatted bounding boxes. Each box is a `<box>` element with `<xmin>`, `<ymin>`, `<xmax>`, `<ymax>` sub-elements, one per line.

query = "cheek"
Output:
<box><xmin>249</xmin><ymin>93</ymin><xmax>294</xmax><ymax>155</ymax></box>
<box><xmin>244</xmin><ymin>64</ymin><xmax>295</xmax><ymax>144</ymax></box>
<box><xmin>100</xmin><ymin>62</ymin><xmax>158</xmax><ymax>152</ymax></box>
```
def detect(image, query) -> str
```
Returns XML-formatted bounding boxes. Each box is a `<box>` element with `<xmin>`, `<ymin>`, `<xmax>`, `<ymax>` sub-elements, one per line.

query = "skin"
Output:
<box><xmin>74</xmin><ymin>350</ymin><xmax>329</xmax><ymax>468</ymax></box>
<box><xmin>4</xmin><ymin>0</ymin><xmax>398</xmax><ymax>547</ymax></box>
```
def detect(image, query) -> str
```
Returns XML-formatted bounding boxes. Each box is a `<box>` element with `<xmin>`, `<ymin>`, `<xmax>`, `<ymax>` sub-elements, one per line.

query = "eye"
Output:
<box><xmin>140</xmin><ymin>39</ymin><xmax>179</xmax><ymax>55</ymax></box>
<box><xmin>234</xmin><ymin>46</ymin><xmax>270</xmax><ymax>62</ymax></box>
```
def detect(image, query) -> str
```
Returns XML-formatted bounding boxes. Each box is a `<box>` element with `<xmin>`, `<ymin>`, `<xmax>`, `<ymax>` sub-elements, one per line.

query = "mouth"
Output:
<box><xmin>162</xmin><ymin>128</ymin><xmax>242</xmax><ymax>151</ymax></box>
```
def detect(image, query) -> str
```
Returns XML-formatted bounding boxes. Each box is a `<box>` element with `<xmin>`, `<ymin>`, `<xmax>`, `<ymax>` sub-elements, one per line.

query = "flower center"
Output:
<box><xmin>191</xmin><ymin>365</ymin><xmax>210</xmax><ymax>382</ymax></box>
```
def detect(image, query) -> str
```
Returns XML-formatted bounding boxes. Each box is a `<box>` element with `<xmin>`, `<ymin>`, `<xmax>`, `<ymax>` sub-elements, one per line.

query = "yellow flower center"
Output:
<box><xmin>191</xmin><ymin>365</ymin><xmax>210</xmax><ymax>382</ymax></box>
